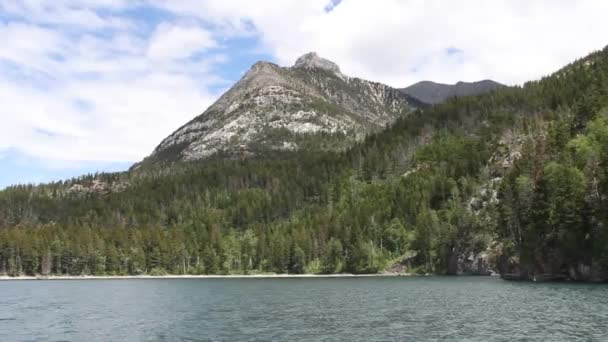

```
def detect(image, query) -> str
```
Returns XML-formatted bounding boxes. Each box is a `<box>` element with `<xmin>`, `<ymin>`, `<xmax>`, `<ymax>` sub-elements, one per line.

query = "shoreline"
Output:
<box><xmin>0</xmin><ymin>273</ymin><xmax>420</xmax><ymax>281</ymax></box>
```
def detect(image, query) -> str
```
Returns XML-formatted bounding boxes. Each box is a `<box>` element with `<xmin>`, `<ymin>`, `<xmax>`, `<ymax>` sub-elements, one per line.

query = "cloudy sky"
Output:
<box><xmin>1</xmin><ymin>0</ymin><xmax>608</xmax><ymax>188</ymax></box>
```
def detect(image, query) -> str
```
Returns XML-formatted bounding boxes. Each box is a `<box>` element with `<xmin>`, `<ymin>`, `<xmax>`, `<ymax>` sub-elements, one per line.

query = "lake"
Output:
<box><xmin>1</xmin><ymin>276</ymin><xmax>607</xmax><ymax>341</ymax></box>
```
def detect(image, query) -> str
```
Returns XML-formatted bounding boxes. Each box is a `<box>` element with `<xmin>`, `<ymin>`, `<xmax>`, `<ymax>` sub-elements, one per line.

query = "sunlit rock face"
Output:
<box><xmin>293</xmin><ymin>52</ymin><xmax>342</xmax><ymax>75</ymax></box>
<box><xmin>143</xmin><ymin>52</ymin><xmax>423</xmax><ymax>165</ymax></box>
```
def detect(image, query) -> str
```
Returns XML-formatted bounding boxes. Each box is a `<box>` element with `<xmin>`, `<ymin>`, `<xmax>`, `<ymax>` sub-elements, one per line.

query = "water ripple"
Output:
<box><xmin>1</xmin><ymin>277</ymin><xmax>607</xmax><ymax>341</ymax></box>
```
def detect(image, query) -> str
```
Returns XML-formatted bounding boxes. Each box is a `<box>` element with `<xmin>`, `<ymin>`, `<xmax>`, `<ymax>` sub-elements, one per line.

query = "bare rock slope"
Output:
<box><xmin>142</xmin><ymin>52</ymin><xmax>423</xmax><ymax>165</ymax></box>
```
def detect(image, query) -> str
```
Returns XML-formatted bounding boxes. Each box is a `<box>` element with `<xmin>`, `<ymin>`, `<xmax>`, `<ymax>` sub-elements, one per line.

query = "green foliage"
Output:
<box><xmin>1</xmin><ymin>46</ymin><xmax>608</xmax><ymax>277</ymax></box>
<box><xmin>321</xmin><ymin>238</ymin><xmax>344</xmax><ymax>274</ymax></box>
<box><xmin>498</xmin><ymin>105</ymin><xmax>608</xmax><ymax>278</ymax></box>
<box><xmin>148</xmin><ymin>267</ymin><xmax>168</xmax><ymax>276</ymax></box>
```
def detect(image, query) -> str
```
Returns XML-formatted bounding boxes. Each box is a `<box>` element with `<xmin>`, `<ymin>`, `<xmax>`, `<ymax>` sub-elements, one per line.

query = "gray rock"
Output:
<box><xmin>141</xmin><ymin>52</ymin><xmax>423</xmax><ymax>165</ymax></box>
<box><xmin>458</xmin><ymin>252</ymin><xmax>493</xmax><ymax>275</ymax></box>
<box><xmin>293</xmin><ymin>52</ymin><xmax>341</xmax><ymax>75</ymax></box>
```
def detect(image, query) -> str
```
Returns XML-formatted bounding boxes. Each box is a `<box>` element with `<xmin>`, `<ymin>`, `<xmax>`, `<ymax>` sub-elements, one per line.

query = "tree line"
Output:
<box><xmin>1</xmin><ymin>46</ymin><xmax>607</xmax><ymax>279</ymax></box>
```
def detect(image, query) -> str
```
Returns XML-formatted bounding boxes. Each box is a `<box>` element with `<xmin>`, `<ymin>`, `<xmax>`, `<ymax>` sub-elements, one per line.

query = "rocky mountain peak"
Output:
<box><xmin>293</xmin><ymin>52</ymin><xmax>341</xmax><ymax>74</ymax></box>
<box><xmin>140</xmin><ymin>51</ymin><xmax>420</xmax><ymax>166</ymax></box>
<box><xmin>240</xmin><ymin>60</ymin><xmax>284</xmax><ymax>87</ymax></box>
<box><xmin>248</xmin><ymin>60</ymin><xmax>279</xmax><ymax>73</ymax></box>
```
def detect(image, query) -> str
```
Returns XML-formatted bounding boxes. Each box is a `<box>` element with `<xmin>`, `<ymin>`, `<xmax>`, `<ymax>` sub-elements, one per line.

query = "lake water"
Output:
<box><xmin>1</xmin><ymin>276</ymin><xmax>607</xmax><ymax>341</ymax></box>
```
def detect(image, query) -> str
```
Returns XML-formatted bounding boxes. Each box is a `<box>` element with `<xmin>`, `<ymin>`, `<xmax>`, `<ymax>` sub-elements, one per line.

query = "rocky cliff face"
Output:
<box><xmin>141</xmin><ymin>52</ymin><xmax>422</xmax><ymax>165</ymax></box>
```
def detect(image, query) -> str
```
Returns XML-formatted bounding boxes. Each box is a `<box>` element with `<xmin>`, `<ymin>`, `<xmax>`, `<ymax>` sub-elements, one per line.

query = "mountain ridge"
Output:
<box><xmin>401</xmin><ymin>79</ymin><xmax>505</xmax><ymax>104</ymax></box>
<box><xmin>140</xmin><ymin>52</ymin><xmax>423</xmax><ymax>167</ymax></box>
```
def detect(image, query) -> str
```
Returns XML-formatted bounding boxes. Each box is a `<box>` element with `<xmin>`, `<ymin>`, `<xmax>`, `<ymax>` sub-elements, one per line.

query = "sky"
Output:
<box><xmin>1</xmin><ymin>0</ymin><xmax>608</xmax><ymax>189</ymax></box>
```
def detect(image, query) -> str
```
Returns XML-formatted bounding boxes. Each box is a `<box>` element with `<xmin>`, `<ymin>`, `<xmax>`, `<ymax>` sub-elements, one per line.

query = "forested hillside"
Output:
<box><xmin>1</xmin><ymin>47</ymin><xmax>607</xmax><ymax>280</ymax></box>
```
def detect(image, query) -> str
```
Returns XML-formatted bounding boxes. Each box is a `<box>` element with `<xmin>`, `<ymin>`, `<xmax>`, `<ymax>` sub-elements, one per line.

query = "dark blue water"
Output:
<box><xmin>1</xmin><ymin>276</ymin><xmax>607</xmax><ymax>341</ymax></box>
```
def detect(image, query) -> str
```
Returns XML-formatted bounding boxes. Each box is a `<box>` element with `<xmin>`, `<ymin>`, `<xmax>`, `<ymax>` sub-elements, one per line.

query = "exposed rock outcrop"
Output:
<box><xmin>141</xmin><ymin>52</ymin><xmax>423</xmax><ymax>165</ymax></box>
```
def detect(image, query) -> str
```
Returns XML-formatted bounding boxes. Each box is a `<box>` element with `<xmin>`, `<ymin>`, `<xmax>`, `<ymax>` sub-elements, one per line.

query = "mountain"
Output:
<box><xmin>401</xmin><ymin>80</ymin><xmax>504</xmax><ymax>104</ymax></box>
<box><xmin>1</xmin><ymin>46</ymin><xmax>608</xmax><ymax>281</ymax></box>
<box><xmin>142</xmin><ymin>52</ymin><xmax>423</xmax><ymax>166</ymax></box>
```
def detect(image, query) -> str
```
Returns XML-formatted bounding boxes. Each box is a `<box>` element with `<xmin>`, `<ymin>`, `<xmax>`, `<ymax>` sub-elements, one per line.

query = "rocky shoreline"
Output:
<box><xmin>0</xmin><ymin>273</ymin><xmax>422</xmax><ymax>281</ymax></box>
<box><xmin>6</xmin><ymin>273</ymin><xmax>605</xmax><ymax>282</ymax></box>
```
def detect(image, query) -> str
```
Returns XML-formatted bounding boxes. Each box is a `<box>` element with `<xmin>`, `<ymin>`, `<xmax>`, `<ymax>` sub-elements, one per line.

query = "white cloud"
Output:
<box><xmin>0</xmin><ymin>0</ymin><xmax>134</xmax><ymax>30</ymax></box>
<box><xmin>154</xmin><ymin>0</ymin><xmax>608</xmax><ymax>87</ymax></box>
<box><xmin>0</xmin><ymin>12</ymin><xmax>221</xmax><ymax>164</ymax></box>
<box><xmin>0</xmin><ymin>22</ymin><xmax>69</xmax><ymax>73</ymax></box>
<box><xmin>0</xmin><ymin>73</ymin><xmax>213</xmax><ymax>162</ymax></box>
<box><xmin>147</xmin><ymin>22</ymin><xmax>217</xmax><ymax>61</ymax></box>
<box><xmin>2</xmin><ymin>0</ymin><xmax>608</xmax><ymax>173</ymax></box>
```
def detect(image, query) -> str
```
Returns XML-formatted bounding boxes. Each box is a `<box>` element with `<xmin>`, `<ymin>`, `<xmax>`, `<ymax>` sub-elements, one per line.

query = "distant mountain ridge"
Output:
<box><xmin>140</xmin><ymin>52</ymin><xmax>423</xmax><ymax>166</ymax></box>
<box><xmin>401</xmin><ymin>80</ymin><xmax>505</xmax><ymax>104</ymax></box>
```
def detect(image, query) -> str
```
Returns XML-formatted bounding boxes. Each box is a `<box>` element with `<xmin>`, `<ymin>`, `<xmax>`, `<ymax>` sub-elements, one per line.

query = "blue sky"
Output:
<box><xmin>1</xmin><ymin>0</ymin><xmax>608</xmax><ymax>189</ymax></box>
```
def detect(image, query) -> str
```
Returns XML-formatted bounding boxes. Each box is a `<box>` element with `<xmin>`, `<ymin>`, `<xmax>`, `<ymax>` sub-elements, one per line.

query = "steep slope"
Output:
<box><xmin>143</xmin><ymin>52</ymin><xmax>423</xmax><ymax>165</ymax></box>
<box><xmin>401</xmin><ymin>80</ymin><xmax>504</xmax><ymax>104</ymax></box>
